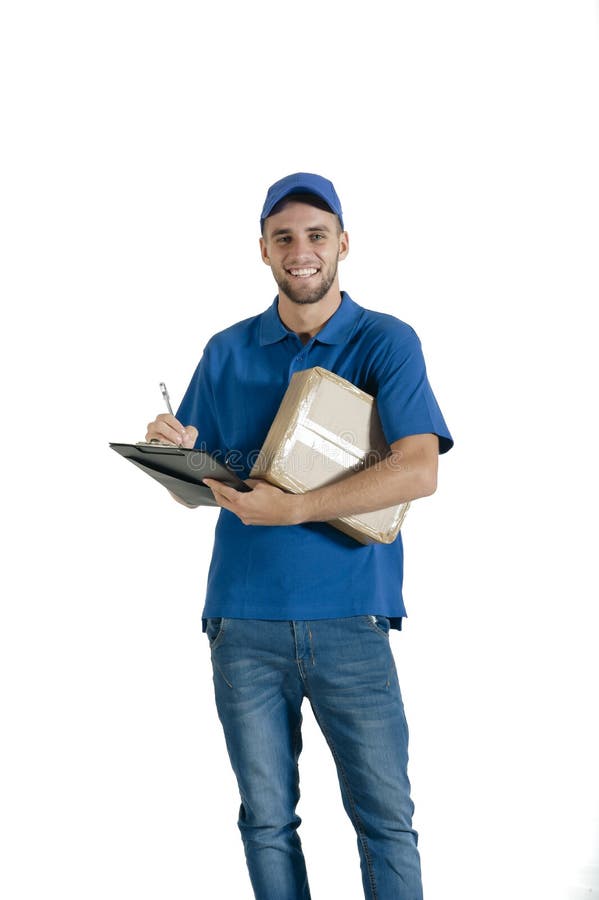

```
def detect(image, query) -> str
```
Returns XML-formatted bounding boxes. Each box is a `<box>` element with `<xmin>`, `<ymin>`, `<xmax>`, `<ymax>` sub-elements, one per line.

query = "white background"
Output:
<box><xmin>2</xmin><ymin>2</ymin><xmax>598</xmax><ymax>898</ymax></box>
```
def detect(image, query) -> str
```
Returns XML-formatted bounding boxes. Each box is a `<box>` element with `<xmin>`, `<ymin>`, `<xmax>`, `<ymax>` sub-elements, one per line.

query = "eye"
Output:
<box><xmin>310</xmin><ymin>233</ymin><xmax>325</xmax><ymax>241</ymax></box>
<box><xmin>276</xmin><ymin>236</ymin><xmax>292</xmax><ymax>244</ymax></box>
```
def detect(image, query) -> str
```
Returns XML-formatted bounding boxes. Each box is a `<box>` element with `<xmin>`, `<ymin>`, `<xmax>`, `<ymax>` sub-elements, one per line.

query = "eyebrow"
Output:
<box><xmin>269</xmin><ymin>224</ymin><xmax>332</xmax><ymax>238</ymax></box>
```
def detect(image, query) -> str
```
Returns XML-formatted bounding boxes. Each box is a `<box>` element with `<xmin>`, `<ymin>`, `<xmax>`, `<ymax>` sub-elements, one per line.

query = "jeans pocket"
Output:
<box><xmin>206</xmin><ymin>617</ymin><xmax>227</xmax><ymax>649</ymax></box>
<box><xmin>365</xmin><ymin>614</ymin><xmax>391</xmax><ymax>637</ymax></box>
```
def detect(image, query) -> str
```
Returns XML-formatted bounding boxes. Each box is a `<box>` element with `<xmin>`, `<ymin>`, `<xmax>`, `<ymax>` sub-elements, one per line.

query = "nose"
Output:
<box><xmin>287</xmin><ymin>235</ymin><xmax>317</xmax><ymax>262</ymax></box>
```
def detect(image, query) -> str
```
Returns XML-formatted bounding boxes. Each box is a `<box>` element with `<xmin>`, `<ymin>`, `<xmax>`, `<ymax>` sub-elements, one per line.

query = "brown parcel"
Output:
<box><xmin>250</xmin><ymin>366</ymin><xmax>409</xmax><ymax>544</ymax></box>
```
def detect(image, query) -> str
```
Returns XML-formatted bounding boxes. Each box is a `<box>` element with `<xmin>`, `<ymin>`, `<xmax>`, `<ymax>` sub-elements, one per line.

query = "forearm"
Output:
<box><xmin>203</xmin><ymin>435</ymin><xmax>439</xmax><ymax>528</ymax></box>
<box><xmin>294</xmin><ymin>448</ymin><xmax>436</xmax><ymax>524</ymax></box>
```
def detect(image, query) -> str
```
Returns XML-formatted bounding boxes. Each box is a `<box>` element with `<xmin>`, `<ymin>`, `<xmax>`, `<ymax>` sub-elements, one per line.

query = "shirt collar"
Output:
<box><xmin>258</xmin><ymin>292</ymin><xmax>362</xmax><ymax>347</ymax></box>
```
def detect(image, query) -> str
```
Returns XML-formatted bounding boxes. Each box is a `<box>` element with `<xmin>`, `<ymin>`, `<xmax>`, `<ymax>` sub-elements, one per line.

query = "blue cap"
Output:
<box><xmin>260</xmin><ymin>172</ymin><xmax>344</xmax><ymax>230</ymax></box>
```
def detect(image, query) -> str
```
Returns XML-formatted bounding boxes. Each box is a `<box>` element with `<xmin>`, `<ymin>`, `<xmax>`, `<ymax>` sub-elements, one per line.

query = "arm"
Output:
<box><xmin>203</xmin><ymin>433</ymin><xmax>439</xmax><ymax>527</ymax></box>
<box><xmin>295</xmin><ymin>432</ymin><xmax>437</xmax><ymax>522</ymax></box>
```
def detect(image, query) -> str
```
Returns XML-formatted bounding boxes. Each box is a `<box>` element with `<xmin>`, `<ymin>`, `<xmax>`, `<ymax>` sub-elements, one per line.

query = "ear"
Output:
<box><xmin>338</xmin><ymin>230</ymin><xmax>349</xmax><ymax>260</ymax></box>
<box><xmin>259</xmin><ymin>236</ymin><xmax>272</xmax><ymax>267</ymax></box>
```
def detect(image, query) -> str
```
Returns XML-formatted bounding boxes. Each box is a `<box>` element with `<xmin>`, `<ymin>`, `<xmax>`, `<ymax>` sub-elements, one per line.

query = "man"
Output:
<box><xmin>145</xmin><ymin>173</ymin><xmax>453</xmax><ymax>900</ymax></box>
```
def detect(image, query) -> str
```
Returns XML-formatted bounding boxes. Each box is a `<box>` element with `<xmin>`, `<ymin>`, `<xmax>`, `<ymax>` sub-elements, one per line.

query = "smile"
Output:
<box><xmin>287</xmin><ymin>267</ymin><xmax>319</xmax><ymax>278</ymax></box>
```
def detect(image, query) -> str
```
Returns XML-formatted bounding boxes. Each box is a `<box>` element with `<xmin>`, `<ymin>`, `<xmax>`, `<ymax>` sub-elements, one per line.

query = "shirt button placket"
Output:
<box><xmin>288</xmin><ymin>340</ymin><xmax>312</xmax><ymax>382</ymax></box>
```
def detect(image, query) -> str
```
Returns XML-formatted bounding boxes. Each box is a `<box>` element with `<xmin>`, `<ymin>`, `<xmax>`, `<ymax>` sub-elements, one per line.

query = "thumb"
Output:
<box><xmin>182</xmin><ymin>425</ymin><xmax>198</xmax><ymax>448</ymax></box>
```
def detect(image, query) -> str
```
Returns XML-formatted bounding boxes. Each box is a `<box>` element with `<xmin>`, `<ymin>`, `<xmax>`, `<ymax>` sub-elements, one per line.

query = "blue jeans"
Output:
<box><xmin>206</xmin><ymin>616</ymin><xmax>423</xmax><ymax>900</ymax></box>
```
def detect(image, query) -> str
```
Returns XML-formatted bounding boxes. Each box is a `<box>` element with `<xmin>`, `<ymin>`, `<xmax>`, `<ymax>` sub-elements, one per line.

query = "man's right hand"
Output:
<box><xmin>145</xmin><ymin>413</ymin><xmax>198</xmax><ymax>449</ymax></box>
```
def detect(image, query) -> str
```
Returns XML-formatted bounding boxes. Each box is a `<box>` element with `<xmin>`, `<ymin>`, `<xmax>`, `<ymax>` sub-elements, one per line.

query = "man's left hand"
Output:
<box><xmin>202</xmin><ymin>478</ymin><xmax>302</xmax><ymax>527</ymax></box>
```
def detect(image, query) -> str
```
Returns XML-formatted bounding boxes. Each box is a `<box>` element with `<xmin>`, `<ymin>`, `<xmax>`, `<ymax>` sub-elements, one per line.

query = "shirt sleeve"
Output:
<box><xmin>175</xmin><ymin>343</ymin><xmax>223</xmax><ymax>455</ymax></box>
<box><xmin>371</xmin><ymin>327</ymin><xmax>453</xmax><ymax>454</ymax></box>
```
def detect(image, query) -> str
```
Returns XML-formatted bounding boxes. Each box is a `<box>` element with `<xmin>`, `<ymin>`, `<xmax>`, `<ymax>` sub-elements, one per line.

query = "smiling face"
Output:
<box><xmin>260</xmin><ymin>199</ymin><xmax>349</xmax><ymax>306</ymax></box>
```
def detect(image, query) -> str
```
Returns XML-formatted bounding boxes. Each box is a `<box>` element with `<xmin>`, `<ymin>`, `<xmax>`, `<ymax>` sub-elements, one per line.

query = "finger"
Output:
<box><xmin>203</xmin><ymin>478</ymin><xmax>241</xmax><ymax>503</ymax></box>
<box><xmin>159</xmin><ymin>414</ymin><xmax>187</xmax><ymax>441</ymax></box>
<box><xmin>202</xmin><ymin>479</ymin><xmax>237</xmax><ymax>513</ymax></box>
<box><xmin>155</xmin><ymin>413</ymin><xmax>186</xmax><ymax>433</ymax></box>
<box><xmin>145</xmin><ymin>426</ymin><xmax>182</xmax><ymax>444</ymax></box>
<box><xmin>145</xmin><ymin>414</ymin><xmax>186</xmax><ymax>444</ymax></box>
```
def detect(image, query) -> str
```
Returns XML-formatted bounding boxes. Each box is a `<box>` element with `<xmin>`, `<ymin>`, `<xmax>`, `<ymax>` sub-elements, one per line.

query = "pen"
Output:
<box><xmin>160</xmin><ymin>382</ymin><xmax>174</xmax><ymax>416</ymax></box>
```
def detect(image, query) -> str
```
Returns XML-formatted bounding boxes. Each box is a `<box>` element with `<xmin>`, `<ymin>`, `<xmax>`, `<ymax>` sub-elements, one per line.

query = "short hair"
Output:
<box><xmin>261</xmin><ymin>193</ymin><xmax>342</xmax><ymax>235</ymax></box>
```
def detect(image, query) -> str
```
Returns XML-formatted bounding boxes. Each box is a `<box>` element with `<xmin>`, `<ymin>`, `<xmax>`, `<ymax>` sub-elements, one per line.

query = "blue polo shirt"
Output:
<box><xmin>177</xmin><ymin>292</ymin><xmax>453</xmax><ymax>630</ymax></box>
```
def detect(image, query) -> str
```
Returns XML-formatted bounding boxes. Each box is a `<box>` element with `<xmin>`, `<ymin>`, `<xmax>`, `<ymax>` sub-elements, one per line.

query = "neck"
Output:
<box><xmin>277</xmin><ymin>288</ymin><xmax>343</xmax><ymax>344</ymax></box>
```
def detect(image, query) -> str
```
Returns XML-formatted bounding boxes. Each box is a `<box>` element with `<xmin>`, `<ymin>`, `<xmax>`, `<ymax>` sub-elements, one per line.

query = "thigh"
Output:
<box><xmin>207</xmin><ymin>618</ymin><xmax>306</xmax><ymax>818</ymax></box>
<box><xmin>305</xmin><ymin>616</ymin><xmax>414</xmax><ymax>827</ymax></box>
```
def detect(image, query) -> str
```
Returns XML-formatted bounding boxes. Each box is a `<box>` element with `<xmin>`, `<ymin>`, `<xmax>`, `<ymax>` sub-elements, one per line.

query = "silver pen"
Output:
<box><xmin>160</xmin><ymin>382</ymin><xmax>174</xmax><ymax>416</ymax></box>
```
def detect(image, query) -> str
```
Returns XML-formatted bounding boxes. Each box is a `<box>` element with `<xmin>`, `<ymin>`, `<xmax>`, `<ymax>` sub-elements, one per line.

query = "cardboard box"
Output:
<box><xmin>250</xmin><ymin>367</ymin><xmax>409</xmax><ymax>544</ymax></box>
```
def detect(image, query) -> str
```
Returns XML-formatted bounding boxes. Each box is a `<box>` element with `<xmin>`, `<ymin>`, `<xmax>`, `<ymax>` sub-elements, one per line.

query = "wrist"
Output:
<box><xmin>291</xmin><ymin>492</ymin><xmax>310</xmax><ymax>525</ymax></box>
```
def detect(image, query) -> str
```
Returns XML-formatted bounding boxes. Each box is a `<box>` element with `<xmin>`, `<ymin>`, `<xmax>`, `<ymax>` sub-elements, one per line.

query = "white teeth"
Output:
<box><xmin>289</xmin><ymin>268</ymin><xmax>318</xmax><ymax>277</ymax></box>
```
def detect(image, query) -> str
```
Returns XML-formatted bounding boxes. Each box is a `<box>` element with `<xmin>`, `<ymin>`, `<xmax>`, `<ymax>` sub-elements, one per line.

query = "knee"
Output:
<box><xmin>237</xmin><ymin>803</ymin><xmax>302</xmax><ymax>847</ymax></box>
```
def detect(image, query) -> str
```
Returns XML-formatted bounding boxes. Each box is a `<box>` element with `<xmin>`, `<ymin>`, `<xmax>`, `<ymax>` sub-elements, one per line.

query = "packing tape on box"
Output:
<box><xmin>299</xmin><ymin>418</ymin><xmax>369</xmax><ymax>460</ymax></box>
<box><xmin>281</xmin><ymin>419</ymin><xmax>368</xmax><ymax>475</ymax></box>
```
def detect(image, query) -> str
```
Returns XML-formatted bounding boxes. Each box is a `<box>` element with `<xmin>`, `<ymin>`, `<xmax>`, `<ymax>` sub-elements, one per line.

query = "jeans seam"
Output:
<box><xmin>364</xmin><ymin>615</ymin><xmax>390</xmax><ymax>638</ymax></box>
<box><xmin>209</xmin><ymin>616</ymin><xmax>228</xmax><ymax>651</ymax></box>
<box><xmin>307</xmin><ymin>696</ymin><xmax>378</xmax><ymax>900</ymax></box>
<box><xmin>211</xmin><ymin>658</ymin><xmax>233</xmax><ymax>689</ymax></box>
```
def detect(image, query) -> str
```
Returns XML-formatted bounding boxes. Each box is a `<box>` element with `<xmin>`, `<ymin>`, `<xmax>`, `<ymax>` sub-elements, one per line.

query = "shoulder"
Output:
<box><xmin>353</xmin><ymin>303</ymin><xmax>420</xmax><ymax>352</ymax></box>
<box><xmin>346</xmin><ymin>301</ymin><xmax>429</xmax><ymax>393</ymax></box>
<box><xmin>208</xmin><ymin>312</ymin><xmax>262</xmax><ymax>348</ymax></box>
<box><xmin>201</xmin><ymin>311</ymin><xmax>264</xmax><ymax>364</ymax></box>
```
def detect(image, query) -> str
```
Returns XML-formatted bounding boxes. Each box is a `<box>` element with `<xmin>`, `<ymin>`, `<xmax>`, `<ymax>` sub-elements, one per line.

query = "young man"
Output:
<box><xmin>145</xmin><ymin>173</ymin><xmax>453</xmax><ymax>900</ymax></box>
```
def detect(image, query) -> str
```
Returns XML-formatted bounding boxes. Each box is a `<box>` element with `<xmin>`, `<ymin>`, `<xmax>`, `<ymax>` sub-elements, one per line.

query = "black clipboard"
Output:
<box><xmin>109</xmin><ymin>442</ymin><xmax>251</xmax><ymax>507</ymax></box>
